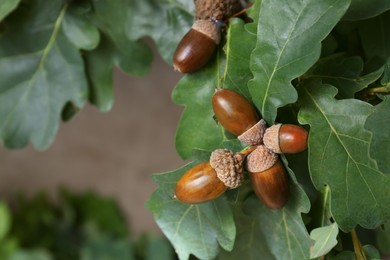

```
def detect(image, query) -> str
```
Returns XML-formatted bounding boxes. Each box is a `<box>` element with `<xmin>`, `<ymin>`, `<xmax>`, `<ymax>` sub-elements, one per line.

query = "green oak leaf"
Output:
<box><xmin>0</xmin><ymin>0</ymin><xmax>88</xmax><ymax>149</ymax></box>
<box><xmin>85</xmin><ymin>0</ymin><xmax>153</xmax><ymax>112</ymax></box>
<box><xmin>127</xmin><ymin>0</ymin><xmax>194</xmax><ymax>64</ymax></box>
<box><xmin>222</xmin><ymin>18</ymin><xmax>256</xmax><ymax>98</ymax></box>
<box><xmin>358</xmin><ymin>11</ymin><xmax>390</xmax><ymax>65</ymax></box>
<box><xmin>376</xmin><ymin>221</ymin><xmax>390</xmax><ymax>255</ymax></box>
<box><xmin>248</xmin><ymin>0</ymin><xmax>351</xmax><ymax>123</ymax></box>
<box><xmin>62</xmin><ymin>3</ymin><xmax>100</xmax><ymax>51</ymax></box>
<box><xmin>172</xmin><ymin>57</ymin><xmax>225</xmax><ymax>159</ymax></box>
<box><xmin>298</xmin><ymin>82</ymin><xmax>390</xmax><ymax>231</ymax></box>
<box><xmin>306</xmin><ymin>54</ymin><xmax>383</xmax><ymax>98</ymax></box>
<box><xmin>239</xmin><ymin>183</ymin><xmax>311</xmax><ymax>260</ymax></box>
<box><xmin>0</xmin><ymin>0</ymin><xmax>20</xmax><ymax>22</ymax></box>
<box><xmin>365</xmin><ymin>97</ymin><xmax>390</xmax><ymax>173</ymax></box>
<box><xmin>147</xmin><ymin>162</ymin><xmax>236</xmax><ymax>260</ymax></box>
<box><xmin>329</xmin><ymin>251</ymin><xmax>355</xmax><ymax>260</ymax></box>
<box><xmin>343</xmin><ymin>0</ymin><xmax>390</xmax><ymax>21</ymax></box>
<box><xmin>309</xmin><ymin>223</ymin><xmax>339</xmax><ymax>259</ymax></box>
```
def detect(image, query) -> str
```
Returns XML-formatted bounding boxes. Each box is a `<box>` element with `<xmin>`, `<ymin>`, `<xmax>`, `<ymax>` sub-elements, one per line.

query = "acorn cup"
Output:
<box><xmin>175</xmin><ymin>149</ymin><xmax>245</xmax><ymax>204</ymax></box>
<box><xmin>245</xmin><ymin>145</ymin><xmax>290</xmax><ymax>209</ymax></box>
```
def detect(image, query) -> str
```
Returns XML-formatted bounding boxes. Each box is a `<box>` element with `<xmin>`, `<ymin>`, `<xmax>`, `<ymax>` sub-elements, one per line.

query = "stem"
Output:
<box><xmin>239</xmin><ymin>146</ymin><xmax>256</xmax><ymax>156</ymax></box>
<box><xmin>351</xmin><ymin>229</ymin><xmax>366</xmax><ymax>260</ymax></box>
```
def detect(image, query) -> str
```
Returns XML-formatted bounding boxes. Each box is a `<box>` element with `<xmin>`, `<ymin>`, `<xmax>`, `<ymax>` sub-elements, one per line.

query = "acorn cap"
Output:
<box><xmin>238</xmin><ymin>119</ymin><xmax>267</xmax><ymax>146</ymax></box>
<box><xmin>263</xmin><ymin>123</ymin><xmax>282</xmax><ymax>154</ymax></box>
<box><xmin>209</xmin><ymin>148</ymin><xmax>244</xmax><ymax>188</ymax></box>
<box><xmin>245</xmin><ymin>145</ymin><xmax>278</xmax><ymax>173</ymax></box>
<box><xmin>192</xmin><ymin>19</ymin><xmax>221</xmax><ymax>44</ymax></box>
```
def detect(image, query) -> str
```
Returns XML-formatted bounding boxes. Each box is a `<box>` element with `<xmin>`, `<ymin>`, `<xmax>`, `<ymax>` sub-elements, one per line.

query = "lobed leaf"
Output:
<box><xmin>299</xmin><ymin>82</ymin><xmax>390</xmax><ymax>231</ymax></box>
<box><xmin>248</xmin><ymin>0</ymin><xmax>351</xmax><ymax>123</ymax></box>
<box><xmin>127</xmin><ymin>0</ymin><xmax>194</xmax><ymax>64</ymax></box>
<box><xmin>240</xmin><ymin>183</ymin><xmax>311</xmax><ymax>260</ymax></box>
<box><xmin>306</xmin><ymin>54</ymin><xmax>383</xmax><ymax>98</ymax></box>
<box><xmin>147</xmin><ymin>163</ymin><xmax>236</xmax><ymax>260</ymax></box>
<box><xmin>309</xmin><ymin>223</ymin><xmax>339</xmax><ymax>259</ymax></box>
<box><xmin>85</xmin><ymin>0</ymin><xmax>153</xmax><ymax>112</ymax></box>
<box><xmin>0</xmin><ymin>0</ymin><xmax>88</xmax><ymax>149</ymax></box>
<box><xmin>365</xmin><ymin>97</ymin><xmax>390</xmax><ymax>173</ymax></box>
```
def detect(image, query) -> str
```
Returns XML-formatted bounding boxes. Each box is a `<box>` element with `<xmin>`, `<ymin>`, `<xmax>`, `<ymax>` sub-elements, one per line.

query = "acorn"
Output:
<box><xmin>263</xmin><ymin>124</ymin><xmax>308</xmax><ymax>154</ymax></box>
<box><xmin>175</xmin><ymin>149</ymin><xmax>244</xmax><ymax>204</ymax></box>
<box><xmin>194</xmin><ymin>0</ymin><xmax>244</xmax><ymax>20</ymax></box>
<box><xmin>173</xmin><ymin>19</ymin><xmax>221</xmax><ymax>73</ymax></box>
<box><xmin>246</xmin><ymin>145</ymin><xmax>289</xmax><ymax>209</ymax></box>
<box><xmin>212</xmin><ymin>89</ymin><xmax>260</xmax><ymax>136</ymax></box>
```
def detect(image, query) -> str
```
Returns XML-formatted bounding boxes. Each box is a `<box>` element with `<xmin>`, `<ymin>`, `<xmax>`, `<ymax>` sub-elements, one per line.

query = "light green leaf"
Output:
<box><xmin>127</xmin><ymin>0</ymin><xmax>193</xmax><ymax>64</ymax></box>
<box><xmin>344</xmin><ymin>0</ymin><xmax>390</xmax><ymax>20</ymax></box>
<box><xmin>299</xmin><ymin>82</ymin><xmax>390</xmax><ymax>231</ymax></box>
<box><xmin>249</xmin><ymin>0</ymin><xmax>351</xmax><ymax>123</ymax></box>
<box><xmin>0</xmin><ymin>0</ymin><xmax>88</xmax><ymax>149</ymax></box>
<box><xmin>0</xmin><ymin>202</ymin><xmax>10</xmax><ymax>240</ymax></box>
<box><xmin>8</xmin><ymin>249</ymin><xmax>52</xmax><ymax>260</ymax></box>
<box><xmin>310</xmin><ymin>223</ymin><xmax>339</xmax><ymax>259</ymax></box>
<box><xmin>0</xmin><ymin>0</ymin><xmax>20</xmax><ymax>22</ymax></box>
<box><xmin>306</xmin><ymin>54</ymin><xmax>383</xmax><ymax>98</ymax></box>
<box><xmin>147</xmin><ymin>162</ymin><xmax>236</xmax><ymax>260</ymax></box>
<box><xmin>365</xmin><ymin>97</ymin><xmax>390</xmax><ymax>174</ymax></box>
<box><xmin>62</xmin><ymin>5</ymin><xmax>100</xmax><ymax>50</ymax></box>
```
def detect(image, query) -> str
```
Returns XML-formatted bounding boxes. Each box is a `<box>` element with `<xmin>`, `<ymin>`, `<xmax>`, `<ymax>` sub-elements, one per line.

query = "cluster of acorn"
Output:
<box><xmin>173</xmin><ymin>0</ymin><xmax>245</xmax><ymax>73</ymax></box>
<box><xmin>175</xmin><ymin>89</ymin><xmax>308</xmax><ymax>209</ymax></box>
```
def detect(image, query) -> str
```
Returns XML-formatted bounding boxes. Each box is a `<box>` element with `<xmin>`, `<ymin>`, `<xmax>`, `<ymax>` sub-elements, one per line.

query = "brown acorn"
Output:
<box><xmin>175</xmin><ymin>162</ymin><xmax>227</xmax><ymax>204</ymax></box>
<box><xmin>246</xmin><ymin>145</ymin><xmax>289</xmax><ymax>209</ymax></box>
<box><xmin>263</xmin><ymin>124</ymin><xmax>308</xmax><ymax>154</ymax></box>
<box><xmin>175</xmin><ymin>149</ymin><xmax>244</xmax><ymax>204</ymax></box>
<box><xmin>173</xmin><ymin>20</ymin><xmax>220</xmax><ymax>73</ymax></box>
<box><xmin>212</xmin><ymin>89</ymin><xmax>260</xmax><ymax>136</ymax></box>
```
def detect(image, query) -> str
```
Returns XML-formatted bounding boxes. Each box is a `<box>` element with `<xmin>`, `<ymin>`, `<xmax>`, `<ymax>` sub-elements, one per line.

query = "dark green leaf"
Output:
<box><xmin>309</xmin><ymin>223</ymin><xmax>339</xmax><ymax>259</ymax></box>
<box><xmin>0</xmin><ymin>202</ymin><xmax>10</xmax><ymax>240</ymax></box>
<box><xmin>306</xmin><ymin>54</ymin><xmax>383</xmax><ymax>98</ymax></box>
<box><xmin>239</xmin><ymin>183</ymin><xmax>311</xmax><ymax>260</ymax></box>
<box><xmin>362</xmin><ymin>244</ymin><xmax>381</xmax><ymax>259</ymax></box>
<box><xmin>222</xmin><ymin>18</ymin><xmax>256</xmax><ymax>98</ymax></box>
<box><xmin>147</xmin><ymin>163</ymin><xmax>236</xmax><ymax>260</ymax></box>
<box><xmin>381</xmin><ymin>57</ymin><xmax>390</xmax><ymax>86</ymax></box>
<box><xmin>62</xmin><ymin>5</ymin><xmax>100</xmax><ymax>50</ymax></box>
<box><xmin>343</xmin><ymin>0</ymin><xmax>390</xmax><ymax>21</ymax></box>
<box><xmin>358</xmin><ymin>11</ymin><xmax>390</xmax><ymax>65</ymax></box>
<box><xmin>365</xmin><ymin>97</ymin><xmax>390</xmax><ymax>181</ymax></box>
<box><xmin>0</xmin><ymin>0</ymin><xmax>88</xmax><ymax>149</ymax></box>
<box><xmin>85</xmin><ymin>0</ymin><xmax>154</xmax><ymax>112</ymax></box>
<box><xmin>0</xmin><ymin>0</ymin><xmax>20</xmax><ymax>22</ymax></box>
<box><xmin>248</xmin><ymin>0</ymin><xmax>351</xmax><ymax>123</ymax></box>
<box><xmin>172</xmin><ymin>57</ymin><xmax>225</xmax><ymax>159</ymax></box>
<box><xmin>90</xmin><ymin>0</ymin><xmax>152</xmax><ymax>76</ymax></box>
<box><xmin>376</xmin><ymin>221</ymin><xmax>390</xmax><ymax>255</ymax></box>
<box><xmin>299</xmin><ymin>82</ymin><xmax>390</xmax><ymax>231</ymax></box>
<box><xmin>127</xmin><ymin>0</ymin><xmax>193</xmax><ymax>64</ymax></box>
<box><xmin>329</xmin><ymin>251</ymin><xmax>355</xmax><ymax>260</ymax></box>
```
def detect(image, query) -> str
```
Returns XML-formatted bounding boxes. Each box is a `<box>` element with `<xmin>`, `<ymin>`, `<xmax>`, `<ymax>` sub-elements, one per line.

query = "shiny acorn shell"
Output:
<box><xmin>212</xmin><ymin>89</ymin><xmax>260</xmax><ymax>136</ymax></box>
<box><xmin>175</xmin><ymin>162</ymin><xmax>227</xmax><ymax>204</ymax></box>
<box><xmin>249</xmin><ymin>160</ymin><xmax>289</xmax><ymax>209</ymax></box>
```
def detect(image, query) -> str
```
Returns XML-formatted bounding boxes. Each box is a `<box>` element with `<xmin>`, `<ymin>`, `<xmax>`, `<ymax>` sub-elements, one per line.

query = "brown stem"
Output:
<box><xmin>351</xmin><ymin>229</ymin><xmax>366</xmax><ymax>260</ymax></box>
<box><xmin>239</xmin><ymin>146</ymin><xmax>256</xmax><ymax>156</ymax></box>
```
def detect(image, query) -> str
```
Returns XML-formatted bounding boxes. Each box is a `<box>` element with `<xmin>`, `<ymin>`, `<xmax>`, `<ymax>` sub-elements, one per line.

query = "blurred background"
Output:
<box><xmin>0</xmin><ymin>44</ymin><xmax>183</xmax><ymax>237</ymax></box>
